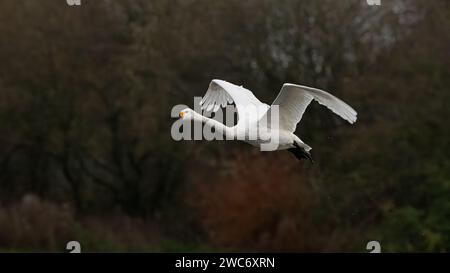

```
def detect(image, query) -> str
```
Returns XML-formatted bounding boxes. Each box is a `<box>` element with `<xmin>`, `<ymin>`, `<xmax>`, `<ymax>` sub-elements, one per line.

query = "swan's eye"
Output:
<box><xmin>179</xmin><ymin>111</ymin><xmax>184</xmax><ymax>118</ymax></box>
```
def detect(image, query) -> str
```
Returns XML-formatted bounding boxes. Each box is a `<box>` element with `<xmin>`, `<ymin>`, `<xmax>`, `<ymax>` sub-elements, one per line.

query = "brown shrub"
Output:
<box><xmin>0</xmin><ymin>194</ymin><xmax>162</xmax><ymax>252</ymax></box>
<box><xmin>186</xmin><ymin>150</ymin><xmax>320</xmax><ymax>251</ymax></box>
<box><xmin>0</xmin><ymin>194</ymin><xmax>75</xmax><ymax>251</ymax></box>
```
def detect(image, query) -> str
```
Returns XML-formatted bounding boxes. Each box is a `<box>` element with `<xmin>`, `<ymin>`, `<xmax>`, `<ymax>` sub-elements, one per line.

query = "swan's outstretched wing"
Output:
<box><xmin>200</xmin><ymin>79</ymin><xmax>269</xmax><ymax>126</ymax></box>
<box><xmin>260</xmin><ymin>83</ymin><xmax>357</xmax><ymax>132</ymax></box>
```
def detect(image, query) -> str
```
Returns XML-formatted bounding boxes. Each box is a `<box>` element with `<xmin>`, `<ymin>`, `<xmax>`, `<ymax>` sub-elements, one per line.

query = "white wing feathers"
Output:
<box><xmin>200</xmin><ymin>80</ymin><xmax>356</xmax><ymax>132</ymax></box>
<box><xmin>261</xmin><ymin>83</ymin><xmax>357</xmax><ymax>132</ymax></box>
<box><xmin>200</xmin><ymin>79</ymin><xmax>269</xmax><ymax>125</ymax></box>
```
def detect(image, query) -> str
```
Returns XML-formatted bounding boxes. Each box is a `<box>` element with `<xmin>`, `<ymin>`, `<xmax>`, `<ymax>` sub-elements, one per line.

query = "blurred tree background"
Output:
<box><xmin>0</xmin><ymin>0</ymin><xmax>448</xmax><ymax>252</ymax></box>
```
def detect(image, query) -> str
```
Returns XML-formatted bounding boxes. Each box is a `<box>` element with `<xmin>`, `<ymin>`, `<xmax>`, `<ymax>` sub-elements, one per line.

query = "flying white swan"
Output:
<box><xmin>178</xmin><ymin>79</ymin><xmax>357</xmax><ymax>162</ymax></box>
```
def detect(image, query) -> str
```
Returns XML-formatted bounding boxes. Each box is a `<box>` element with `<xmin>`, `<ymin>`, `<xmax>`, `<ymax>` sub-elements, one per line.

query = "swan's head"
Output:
<box><xmin>179</xmin><ymin>108</ymin><xmax>195</xmax><ymax>120</ymax></box>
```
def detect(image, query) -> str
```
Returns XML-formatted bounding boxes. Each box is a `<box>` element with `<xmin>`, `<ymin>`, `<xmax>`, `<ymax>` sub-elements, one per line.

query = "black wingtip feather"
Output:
<box><xmin>287</xmin><ymin>146</ymin><xmax>314</xmax><ymax>163</ymax></box>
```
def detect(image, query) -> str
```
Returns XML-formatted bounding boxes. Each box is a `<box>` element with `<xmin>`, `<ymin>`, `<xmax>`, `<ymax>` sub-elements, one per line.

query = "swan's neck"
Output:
<box><xmin>193</xmin><ymin>112</ymin><xmax>235</xmax><ymax>139</ymax></box>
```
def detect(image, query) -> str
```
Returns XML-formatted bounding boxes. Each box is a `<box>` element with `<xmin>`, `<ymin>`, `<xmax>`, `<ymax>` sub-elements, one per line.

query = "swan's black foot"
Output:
<box><xmin>288</xmin><ymin>143</ymin><xmax>314</xmax><ymax>163</ymax></box>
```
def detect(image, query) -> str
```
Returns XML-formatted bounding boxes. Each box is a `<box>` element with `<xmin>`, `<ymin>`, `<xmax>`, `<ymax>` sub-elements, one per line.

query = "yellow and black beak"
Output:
<box><xmin>179</xmin><ymin>111</ymin><xmax>184</xmax><ymax>118</ymax></box>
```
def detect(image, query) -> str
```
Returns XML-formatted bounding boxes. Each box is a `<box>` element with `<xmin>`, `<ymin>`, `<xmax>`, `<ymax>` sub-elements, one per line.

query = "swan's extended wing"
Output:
<box><xmin>200</xmin><ymin>79</ymin><xmax>269</xmax><ymax>125</ymax></box>
<box><xmin>260</xmin><ymin>83</ymin><xmax>357</xmax><ymax>132</ymax></box>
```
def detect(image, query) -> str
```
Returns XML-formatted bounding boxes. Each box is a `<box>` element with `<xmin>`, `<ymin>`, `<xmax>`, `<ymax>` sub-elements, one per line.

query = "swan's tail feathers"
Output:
<box><xmin>288</xmin><ymin>142</ymin><xmax>314</xmax><ymax>163</ymax></box>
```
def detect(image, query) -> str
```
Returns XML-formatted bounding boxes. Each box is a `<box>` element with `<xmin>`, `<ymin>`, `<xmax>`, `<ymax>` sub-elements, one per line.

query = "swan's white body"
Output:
<box><xmin>179</xmin><ymin>79</ymin><xmax>357</xmax><ymax>159</ymax></box>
